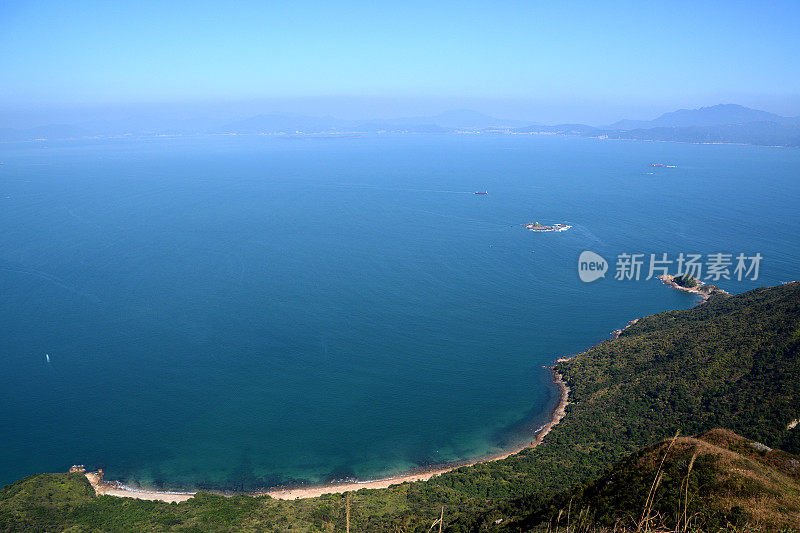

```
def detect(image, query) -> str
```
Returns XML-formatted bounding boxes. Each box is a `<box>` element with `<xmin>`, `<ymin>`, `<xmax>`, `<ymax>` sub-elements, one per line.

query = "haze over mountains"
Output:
<box><xmin>607</xmin><ymin>104</ymin><xmax>793</xmax><ymax>129</ymax></box>
<box><xmin>1</xmin><ymin>104</ymin><xmax>799</xmax><ymax>147</ymax></box>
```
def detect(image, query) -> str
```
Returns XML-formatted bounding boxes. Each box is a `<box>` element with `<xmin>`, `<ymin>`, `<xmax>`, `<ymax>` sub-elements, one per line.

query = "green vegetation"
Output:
<box><xmin>518</xmin><ymin>429</ymin><xmax>800</xmax><ymax>531</ymax></box>
<box><xmin>672</xmin><ymin>274</ymin><xmax>698</xmax><ymax>288</ymax></box>
<box><xmin>2</xmin><ymin>282</ymin><xmax>799</xmax><ymax>531</ymax></box>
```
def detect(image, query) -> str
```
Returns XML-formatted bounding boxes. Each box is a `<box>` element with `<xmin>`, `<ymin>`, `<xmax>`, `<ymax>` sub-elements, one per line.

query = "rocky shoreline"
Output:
<box><xmin>657</xmin><ymin>274</ymin><xmax>729</xmax><ymax>302</ymax></box>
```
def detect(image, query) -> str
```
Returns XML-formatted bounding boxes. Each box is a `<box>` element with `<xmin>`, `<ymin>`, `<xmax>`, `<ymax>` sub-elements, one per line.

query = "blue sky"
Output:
<box><xmin>1</xmin><ymin>1</ymin><xmax>799</xmax><ymax>125</ymax></box>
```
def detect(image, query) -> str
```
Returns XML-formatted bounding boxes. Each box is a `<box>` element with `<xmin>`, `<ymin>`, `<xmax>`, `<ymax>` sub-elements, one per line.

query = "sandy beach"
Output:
<box><xmin>83</xmin><ymin>369</ymin><xmax>571</xmax><ymax>502</ymax></box>
<box><xmin>84</xmin><ymin>471</ymin><xmax>197</xmax><ymax>503</ymax></box>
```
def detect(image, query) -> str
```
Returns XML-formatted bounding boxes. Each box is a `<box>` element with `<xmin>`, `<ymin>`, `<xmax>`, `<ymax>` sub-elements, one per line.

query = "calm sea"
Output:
<box><xmin>1</xmin><ymin>134</ymin><xmax>798</xmax><ymax>490</ymax></box>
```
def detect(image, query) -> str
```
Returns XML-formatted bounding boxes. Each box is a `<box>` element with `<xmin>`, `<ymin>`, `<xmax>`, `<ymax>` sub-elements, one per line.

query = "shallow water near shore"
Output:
<box><xmin>1</xmin><ymin>134</ymin><xmax>799</xmax><ymax>491</ymax></box>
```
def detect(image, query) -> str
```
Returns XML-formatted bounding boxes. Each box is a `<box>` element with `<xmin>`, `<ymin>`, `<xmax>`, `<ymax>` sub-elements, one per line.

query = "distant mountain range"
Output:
<box><xmin>2</xmin><ymin>104</ymin><xmax>799</xmax><ymax>147</ymax></box>
<box><xmin>606</xmin><ymin>103</ymin><xmax>792</xmax><ymax>129</ymax></box>
<box><xmin>517</xmin><ymin>104</ymin><xmax>800</xmax><ymax>147</ymax></box>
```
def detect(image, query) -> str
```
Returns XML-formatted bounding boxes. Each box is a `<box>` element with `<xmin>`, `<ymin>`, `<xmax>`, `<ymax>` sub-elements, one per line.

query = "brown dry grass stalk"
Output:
<box><xmin>637</xmin><ymin>432</ymin><xmax>679</xmax><ymax>532</ymax></box>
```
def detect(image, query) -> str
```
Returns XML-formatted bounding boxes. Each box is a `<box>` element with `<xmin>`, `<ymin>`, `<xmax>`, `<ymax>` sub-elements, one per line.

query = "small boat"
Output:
<box><xmin>474</xmin><ymin>191</ymin><xmax>488</xmax><ymax>195</ymax></box>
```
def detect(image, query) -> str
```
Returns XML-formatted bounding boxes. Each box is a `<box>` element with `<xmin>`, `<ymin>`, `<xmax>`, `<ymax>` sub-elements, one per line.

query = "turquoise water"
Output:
<box><xmin>1</xmin><ymin>134</ymin><xmax>799</xmax><ymax>491</ymax></box>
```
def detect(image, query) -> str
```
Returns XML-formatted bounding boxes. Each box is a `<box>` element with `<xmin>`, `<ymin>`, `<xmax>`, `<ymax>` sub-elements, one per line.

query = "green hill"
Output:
<box><xmin>514</xmin><ymin>429</ymin><xmax>800</xmax><ymax>531</ymax></box>
<box><xmin>2</xmin><ymin>282</ymin><xmax>799</xmax><ymax>531</ymax></box>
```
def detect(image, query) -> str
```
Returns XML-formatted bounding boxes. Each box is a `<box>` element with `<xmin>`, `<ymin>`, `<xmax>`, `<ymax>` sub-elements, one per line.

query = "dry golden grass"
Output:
<box><xmin>542</xmin><ymin>430</ymin><xmax>800</xmax><ymax>533</ymax></box>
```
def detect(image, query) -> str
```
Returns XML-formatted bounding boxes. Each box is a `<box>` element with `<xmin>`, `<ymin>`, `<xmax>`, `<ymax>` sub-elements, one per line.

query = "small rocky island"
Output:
<box><xmin>524</xmin><ymin>221</ymin><xmax>572</xmax><ymax>232</ymax></box>
<box><xmin>658</xmin><ymin>273</ymin><xmax>729</xmax><ymax>302</ymax></box>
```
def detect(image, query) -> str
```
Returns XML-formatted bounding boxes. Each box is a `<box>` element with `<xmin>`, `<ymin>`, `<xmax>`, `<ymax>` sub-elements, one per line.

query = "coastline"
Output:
<box><xmin>657</xmin><ymin>274</ymin><xmax>729</xmax><ymax>302</ymax></box>
<box><xmin>84</xmin><ymin>471</ymin><xmax>197</xmax><ymax>503</ymax></box>
<box><xmin>76</xmin><ymin>261</ymin><xmax>730</xmax><ymax>504</ymax></box>
<box><xmin>83</xmin><ymin>369</ymin><xmax>571</xmax><ymax>503</ymax></box>
<box><xmin>611</xmin><ymin>318</ymin><xmax>639</xmax><ymax>339</ymax></box>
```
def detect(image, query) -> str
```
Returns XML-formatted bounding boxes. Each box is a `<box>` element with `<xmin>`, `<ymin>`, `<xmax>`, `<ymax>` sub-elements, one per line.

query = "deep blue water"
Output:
<box><xmin>1</xmin><ymin>134</ymin><xmax>798</xmax><ymax>491</ymax></box>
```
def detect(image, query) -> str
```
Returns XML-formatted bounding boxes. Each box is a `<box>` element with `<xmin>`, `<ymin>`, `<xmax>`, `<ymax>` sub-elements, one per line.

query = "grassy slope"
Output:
<box><xmin>514</xmin><ymin>429</ymin><xmax>800</xmax><ymax>531</ymax></box>
<box><xmin>1</xmin><ymin>283</ymin><xmax>799</xmax><ymax>531</ymax></box>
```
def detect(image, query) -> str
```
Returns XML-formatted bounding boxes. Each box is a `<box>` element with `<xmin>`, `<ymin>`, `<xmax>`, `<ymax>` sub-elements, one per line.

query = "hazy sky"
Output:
<box><xmin>2</xmin><ymin>1</ymin><xmax>799</xmax><ymax>125</ymax></box>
